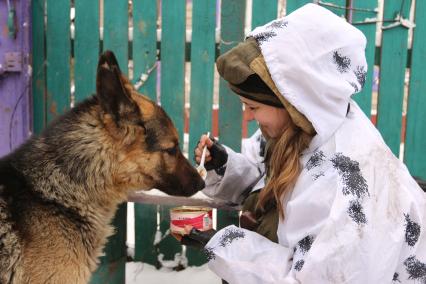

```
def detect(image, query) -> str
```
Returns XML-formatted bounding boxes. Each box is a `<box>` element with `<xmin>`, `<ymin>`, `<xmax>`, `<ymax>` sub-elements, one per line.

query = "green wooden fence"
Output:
<box><xmin>31</xmin><ymin>0</ymin><xmax>426</xmax><ymax>282</ymax></box>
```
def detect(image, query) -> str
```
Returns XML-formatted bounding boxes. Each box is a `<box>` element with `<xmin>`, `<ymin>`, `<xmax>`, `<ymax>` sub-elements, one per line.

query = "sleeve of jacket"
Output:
<box><xmin>202</xmin><ymin>130</ymin><xmax>265</xmax><ymax>205</ymax></box>
<box><xmin>205</xmin><ymin>225</ymin><xmax>297</xmax><ymax>284</ymax></box>
<box><xmin>201</xmin><ymin>147</ymin><xmax>263</xmax><ymax>205</ymax></box>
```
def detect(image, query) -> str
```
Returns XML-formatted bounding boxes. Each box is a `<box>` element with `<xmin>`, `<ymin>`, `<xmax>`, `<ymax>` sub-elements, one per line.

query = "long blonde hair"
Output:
<box><xmin>257</xmin><ymin>120</ymin><xmax>314</xmax><ymax>218</ymax></box>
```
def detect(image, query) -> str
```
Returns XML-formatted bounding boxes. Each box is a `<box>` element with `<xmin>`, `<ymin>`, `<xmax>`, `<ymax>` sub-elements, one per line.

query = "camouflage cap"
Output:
<box><xmin>216</xmin><ymin>37</ymin><xmax>260</xmax><ymax>85</ymax></box>
<box><xmin>216</xmin><ymin>37</ymin><xmax>316</xmax><ymax>135</ymax></box>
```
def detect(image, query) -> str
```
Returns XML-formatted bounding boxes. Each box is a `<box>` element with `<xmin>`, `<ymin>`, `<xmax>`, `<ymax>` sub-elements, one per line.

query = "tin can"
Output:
<box><xmin>170</xmin><ymin>206</ymin><xmax>213</xmax><ymax>235</ymax></box>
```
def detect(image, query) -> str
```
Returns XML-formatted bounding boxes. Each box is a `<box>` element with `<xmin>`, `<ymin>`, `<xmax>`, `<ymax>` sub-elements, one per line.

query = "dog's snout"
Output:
<box><xmin>180</xmin><ymin>172</ymin><xmax>205</xmax><ymax>197</ymax></box>
<box><xmin>196</xmin><ymin>178</ymin><xmax>205</xmax><ymax>191</ymax></box>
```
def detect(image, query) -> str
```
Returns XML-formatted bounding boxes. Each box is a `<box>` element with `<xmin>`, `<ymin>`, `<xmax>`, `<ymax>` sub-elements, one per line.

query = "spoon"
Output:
<box><xmin>197</xmin><ymin>131</ymin><xmax>210</xmax><ymax>180</ymax></box>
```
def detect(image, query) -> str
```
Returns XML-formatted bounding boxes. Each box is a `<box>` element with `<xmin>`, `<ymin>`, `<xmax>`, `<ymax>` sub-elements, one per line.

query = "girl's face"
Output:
<box><xmin>240</xmin><ymin>96</ymin><xmax>290</xmax><ymax>139</ymax></box>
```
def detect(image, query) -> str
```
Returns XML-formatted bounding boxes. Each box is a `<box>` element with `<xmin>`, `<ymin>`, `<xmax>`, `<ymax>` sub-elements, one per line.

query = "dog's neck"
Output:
<box><xmin>1</xmin><ymin>98</ymin><xmax>133</xmax><ymax>271</ymax></box>
<box><xmin>3</xmin><ymin>131</ymin><xmax>126</xmax><ymax>270</ymax></box>
<box><xmin>7</xmin><ymin>100</ymin><xmax>129</xmax><ymax>223</ymax></box>
<box><xmin>9</xmin><ymin>142</ymin><xmax>122</xmax><ymax>223</ymax></box>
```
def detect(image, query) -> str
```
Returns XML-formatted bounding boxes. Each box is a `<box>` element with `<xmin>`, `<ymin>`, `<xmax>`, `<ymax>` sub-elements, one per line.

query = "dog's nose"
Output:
<box><xmin>196</xmin><ymin>178</ymin><xmax>205</xmax><ymax>191</ymax></box>
<box><xmin>182</xmin><ymin>178</ymin><xmax>204</xmax><ymax>197</ymax></box>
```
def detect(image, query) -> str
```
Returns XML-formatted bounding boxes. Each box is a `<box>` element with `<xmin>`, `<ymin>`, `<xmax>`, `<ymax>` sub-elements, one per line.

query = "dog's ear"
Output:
<box><xmin>96</xmin><ymin>50</ymin><xmax>140</xmax><ymax>125</ymax></box>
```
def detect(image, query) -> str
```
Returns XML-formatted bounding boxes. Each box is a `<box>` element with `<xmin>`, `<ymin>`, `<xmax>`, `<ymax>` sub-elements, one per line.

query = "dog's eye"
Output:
<box><xmin>164</xmin><ymin>146</ymin><xmax>178</xmax><ymax>156</ymax></box>
<box><xmin>136</xmin><ymin>120</ymin><xmax>146</xmax><ymax>131</ymax></box>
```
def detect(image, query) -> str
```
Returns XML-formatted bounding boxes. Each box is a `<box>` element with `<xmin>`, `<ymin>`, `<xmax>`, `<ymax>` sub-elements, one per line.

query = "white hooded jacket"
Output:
<box><xmin>202</xmin><ymin>4</ymin><xmax>426</xmax><ymax>284</ymax></box>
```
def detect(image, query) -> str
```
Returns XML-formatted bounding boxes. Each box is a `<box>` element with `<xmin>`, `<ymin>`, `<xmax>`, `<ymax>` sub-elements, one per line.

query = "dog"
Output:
<box><xmin>0</xmin><ymin>50</ymin><xmax>205</xmax><ymax>283</ymax></box>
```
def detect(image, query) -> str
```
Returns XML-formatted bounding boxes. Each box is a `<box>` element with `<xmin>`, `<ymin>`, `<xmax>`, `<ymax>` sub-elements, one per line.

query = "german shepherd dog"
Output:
<box><xmin>0</xmin><ymin>51</ymin><xmax>205</xmax><ymax>283</ymax></box>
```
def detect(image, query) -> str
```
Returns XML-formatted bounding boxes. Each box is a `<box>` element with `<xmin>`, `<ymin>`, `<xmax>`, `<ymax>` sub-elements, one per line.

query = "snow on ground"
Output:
<box><xmin>126</xmin><ymin>262</ymin><xmax>221</xmax><ymax>284</ymax></box>
<box><xmin>126</xmin><ymin>203</ymin><xmax>222</xmax><ymax>283</ymax></box>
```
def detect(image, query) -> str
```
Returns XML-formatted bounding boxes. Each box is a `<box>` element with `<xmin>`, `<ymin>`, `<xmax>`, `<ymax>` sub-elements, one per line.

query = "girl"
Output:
<box><xmin>185</xmin><ymin>4</ymin><xmax>426</xmax><ymax>283</ymax></box>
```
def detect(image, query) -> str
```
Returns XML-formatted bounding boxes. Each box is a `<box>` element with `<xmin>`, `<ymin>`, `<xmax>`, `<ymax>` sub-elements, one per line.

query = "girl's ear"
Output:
<box><xmin>96</xmin><ymin>50</ymin><xmax>139</xmax><ymax>125</ymax></box>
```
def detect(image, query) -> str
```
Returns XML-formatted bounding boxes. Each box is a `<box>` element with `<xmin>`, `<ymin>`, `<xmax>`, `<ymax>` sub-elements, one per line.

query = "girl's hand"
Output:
<box><xmin>194</xmin><ymin>134</ymin><xmax>214</xmax><ymax>165</ymax></box>
<box><xmin>193</xmin><ymin>134</ymin><xmax>228</xmax><ymax>171</ymax></box>
<box><xmin>171</xmin><ymin>225</ymin><xmax>194</xmax><ymax>242</ymax></box>
<box><xmin>180</xmin><ymin>227</ymin><xmax>217</xmax><ymax>250</ymax></box>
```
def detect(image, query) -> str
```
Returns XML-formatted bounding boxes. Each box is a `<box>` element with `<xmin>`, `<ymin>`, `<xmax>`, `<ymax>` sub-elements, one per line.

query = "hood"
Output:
<box><xmin>248</xmin><ymin>3</ymin><xmax>368</xmax><ymax>152</ymax></box>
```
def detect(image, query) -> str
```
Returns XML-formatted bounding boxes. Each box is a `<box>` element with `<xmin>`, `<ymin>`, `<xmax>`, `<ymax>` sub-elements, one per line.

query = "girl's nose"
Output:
<box><xmin>244</xmin><ymin>108</ymin><xmax>255</xmax><ymax>121</ymax></box>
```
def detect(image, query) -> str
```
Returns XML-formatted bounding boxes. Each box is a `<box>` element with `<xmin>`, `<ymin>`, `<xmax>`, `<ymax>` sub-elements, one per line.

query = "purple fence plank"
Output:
<box><xmin>0</xmin><ymin>0</ymin><xmax>32</xmax><ymax>157</ymax></box>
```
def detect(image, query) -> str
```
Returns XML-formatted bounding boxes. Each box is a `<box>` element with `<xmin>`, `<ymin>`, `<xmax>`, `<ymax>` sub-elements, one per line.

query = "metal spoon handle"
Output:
<box><xmin>199</xmin><ymin>131</ymin><xmax>210</xmax><ymax>167</ymax></box>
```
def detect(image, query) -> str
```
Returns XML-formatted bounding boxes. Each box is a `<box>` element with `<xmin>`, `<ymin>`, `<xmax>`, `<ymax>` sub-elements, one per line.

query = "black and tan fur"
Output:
<box><xmin>0</xmin><ymin>51</ymin><xmax>204</xmax><ymax>283</ymax></box>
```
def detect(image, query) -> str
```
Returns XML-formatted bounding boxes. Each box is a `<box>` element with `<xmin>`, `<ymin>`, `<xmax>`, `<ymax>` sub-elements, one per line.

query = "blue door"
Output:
<box><xmin>0</xmin><ymin>0</ymin><xmax>31</xmax><ymax>156</ymax></box>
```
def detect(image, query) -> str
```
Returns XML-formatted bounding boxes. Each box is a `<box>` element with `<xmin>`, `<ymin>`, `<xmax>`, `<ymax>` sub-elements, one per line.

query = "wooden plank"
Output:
<box><xmin>103</xmin><ymin>0</ymin><xmax>128</xmax><ymax>74</ymax></box>
<box><xmin>158</xmin><ymin>205</ymin><xmax>183</xmax><ymax>262</ymax></box>
<box><xmin>132</xmin><ymin>0</ymin><xmax>159</xmax><ymax>264</ymax></box>
<box><xmin>286</xmin><ymin>0</ymin><xmax>311</xmax><ymax>14</ymax></box>
<box><xmin>217</xmin><ymin>0</ymin><xmax>246</xmax><ymax>229</ymax></box>
<box><xmin>405</xmin><ymin>0</ymin><xmax>426</xmax><ymax>180</ymax></box>
<box><xmin>89</xmin><ymin>203</ymin><xmax>127</xmax><ymax>284</ymax></box>
<box><xmin>32</xmin><ymin>0</ymin><xmax>46</xmax><ymax>134</ymax></box>
<box><xmin>161</xmin><ymin>0</ymin><xmax>186</xmax><ymax>144</ymax></box>
<box><xmin>351</xmin><ymin>0</ymin><xmax>378</xmax><ymax>115</ymax></box>
<box><xmin>186</xmin><ymin>0</ymin><xmax>217</xmax><ymax>265</ymax></box>
<box><xmin>247</xmin><ymin>0</ymin><xmax>278</xmax><ymax>137</ymax></box>
<box><xmin>90</xmin><ymin>1</ymin><xmax>128</xmax><ymax>283</ymax></box>
<box><xmin>132</xmin><ymin>0</ymin><xmax>158</xmax><ymax>101</ymax></box>
<box><xmin>376</xmin><ymin>0</ymin><xmax>411</xmax><ymax>156</ymax></box>
<box><xmin>159</xmin><ymin>0</ymin><xmax>187</xmax><ymax>262</ymax></box>
<box><xmin>134</xmin><ymin>204</ymin><xmax>158</xmax><ymax>264</ymax></box>
<box><xmin>90</xmin><ymin>201</ymin><xmax>127</xmax><ymax>278</ymax></box>
<box><xmin>46</xmin><ymin>0</ymin><xmax>71</xmax><ymax>121</ymax></box>
<box><xmin>189</xmin><ymin>0</ymin><xmax>215</xmax><ymax>255</ymax></box>
<box><xmin>318</xmin><ymin>0</ymin><xmax>347</xmax><ymax>16</ymax></box>
<box><xmin>74</xmin><ymin>0</ymin><xmax>100</xmax><ymax>103</ymax></box>
<box><xmin>288</xmin><ymin>0</ymin><xmax>348</xmax><ymax>16</ymax></box>
<box><xmin>218</xmin><ymin>0</ymin><xmax>245</xmax><ymax>152</ymax></box>
<box><xmin>188</xmin><ymin>0</ymin><xmax>216</xmax><ymax>164</ymax></box>
<box><xmin>251</xmin><ymin>0</ymin><xmax>278</xmax><ymax>28</ymax></box>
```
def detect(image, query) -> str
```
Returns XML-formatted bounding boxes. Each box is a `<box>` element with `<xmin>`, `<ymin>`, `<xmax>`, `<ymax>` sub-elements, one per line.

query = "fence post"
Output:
<box><xmin>32</xmin><ymin>0</ymin><xmax>46</xmax><ymax>135</ymax></box>
<box><xmin>405</xmin><ymin>0</ymin><xmax>426</xmax><ymax>180</ymax></box>
<box><xmin>46</xmin><ymin>0</ymin><xmax>70</xmax><ymax>121</ymax></box>
<box><xmin>89</xmin><ymin>204</ymin><xmax>127</xmax><ymax>284</ymax></box>
<box><xmin>74</xmin><ymin>0</ymin><xmax>99</xmax><ymax>102</ymax></box>
<box><xmin>376</xmin><ymin>0</ymin><xmax>412</xmax><ymax>156</ymax></box>
<box><xmin>286</xmin><ymin>0</ymin><xmax>312</xmax><ymax>14</ymax></box>
<box><xmin>246</xmin><ymin>0</ymin><xmax>279</xmax><ymax>137</ymax></box>
<box><xmin>351</xmin><ymin>0</ymin><xmax>378</xmax><ymax>115</ymax></box>
<box><xmin>216</xmin><ymin>0</ymin><xmax>246</xmax><ymax>230</ymax></box>
<box><xmin>187</xmin><ymin>0</ymin><xmax>217</xmax><ymax>265</ymax></box>
<box><xmin>157</xmin><ymin>0</ymin><xmax>187</xmax><ymax>265</ymax></box>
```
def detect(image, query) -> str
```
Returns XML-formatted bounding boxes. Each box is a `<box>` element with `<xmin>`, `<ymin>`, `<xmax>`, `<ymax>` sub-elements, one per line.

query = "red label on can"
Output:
<box><xmin>171</xmin><ymin>211</ymin><xmax>213</xmax><ymax>230</ymax></box>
